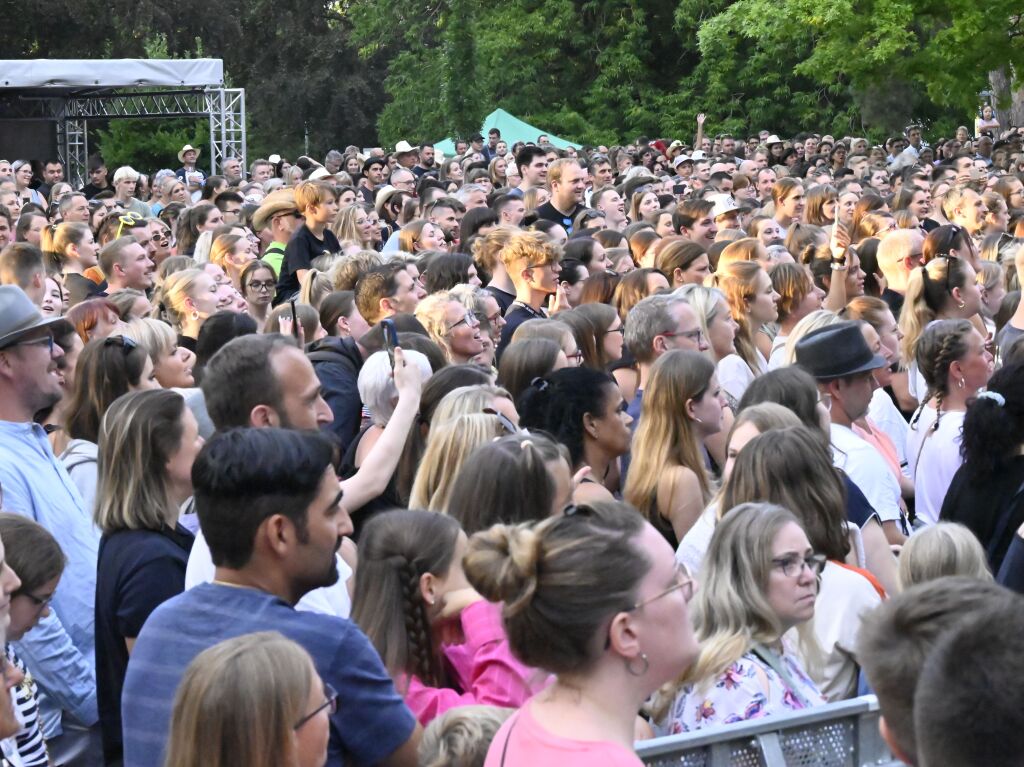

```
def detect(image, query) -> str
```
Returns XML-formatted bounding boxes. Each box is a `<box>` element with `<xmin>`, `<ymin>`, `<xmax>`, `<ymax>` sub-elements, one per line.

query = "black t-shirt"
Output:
<box><xmin>534</xmin><ymin>201</ymin><xmax>586</xmax><ymax>235</ymax></box>
<box><xmin>275</xmin><ymin>224</ymin><xmax>340</xmax><ymax>301</ymax></box>
<box><xmin>880</xmin><ymin>288</ymin><xmax>904</xmax><ymax>319</ymax></box>
<box><xmin>496</xmin><ymin>303</ymin><xmax>546</xmax><ymax>361</ymax></box>
<box><xmin>80</xmin><ymin>182</ymin><xmax>109</xmax><ymax>199</ymax></box>
<box><xmin>95</xmin><ymin>524</ymin><xmax>194</xmax><ymax>763</ymax></box>
<box><xmin>482</xmin><ymin>285</ymin><xmax>516</xmax><ymax>315</ymax></box>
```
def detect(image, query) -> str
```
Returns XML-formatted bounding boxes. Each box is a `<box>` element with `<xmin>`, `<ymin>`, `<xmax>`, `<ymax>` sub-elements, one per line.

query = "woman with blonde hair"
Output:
<box><xmin>415</xmin><ymin>292</ymin><xmax>485</xmax><ymax>364</ymax></box>
<box><xmin>715</xmin><ymin>261</ymin><xmax>779</xmax><ymax>403</ymax></box>
<box><xmin>298</xmin><ymin>268</ymin><xmax>334</xmax><ymax>310</ymax></box>
<box><xmin>95</xmin><ymin>389</ymin><xmax>203</xmax><ymax>762</ymax></box>
<box><xmin>40</xmin><ymin>221</ymin><xmax>101</xmax><ymax>305</ymax></box>
<box><xmin>522</xmin><ymin>187</ymin><xmax>549</xmax><ymax>214</ymax></box>
<box><xmin>123</xmin><ymin>317</ymin><xmax>196</xmax><ymax>389</ymax></box>
<box><xmin>398</xmin><ymin>219</ymin><xmax>447</xmax><ymax>254</ymax></box>
<box><xmin>164</xmin><ymin>631</ymin><xmax>331</xmax><ymax>767</ymax></box>
<box><xmin>408</xmin><ymin>413</ymin><xmax>505</xmax><ymax>511</ymax></box>
<box><xmin>628</xmin><ymin>190</ymin><xmax>660</xmax><ymax>224</ymax></box>
<box><xmin>625</xmin><ymin>350</ymin><xmax>725</xmax><ymax>547</ymax></box>
<box><xmin>899</xmin><ymin>254</ymin><xmax>981</xmax><ymax>403</ymax></box>
<box><xmin>898</xmin><ymin>522</ymin><xmax>993</xmax><ymax>589</ymax></box>
<box><xmin>331</xmin><ymin>204</ymin><xmax>376</xmax><ymax>250</ymax></box>
<box><xmin>652</xmin><ymin>503</ymin><xmax>825</xmax><ymax>734</ymax></box>
<box><xmin>208</xmin><ymin>233</ymin><xmax>254</xmax><ymax>289</ymax></box>
<box><xmin>157</xmin><ymin>268</ymin><xmax>221</xmax><ymax>350</ymax></box>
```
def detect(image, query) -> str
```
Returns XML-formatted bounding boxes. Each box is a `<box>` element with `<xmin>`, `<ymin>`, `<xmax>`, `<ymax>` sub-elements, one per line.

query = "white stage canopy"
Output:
<box><xmin>0</xmin><ymin>59</ymin><xmax>224</xmax><ymax>90</ymax></box>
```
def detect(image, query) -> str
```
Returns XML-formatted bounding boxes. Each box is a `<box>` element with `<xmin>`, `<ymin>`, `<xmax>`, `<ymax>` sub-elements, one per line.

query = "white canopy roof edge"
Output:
<box><xmin>0</xmin><ymin>59</ymin><xmax>224</xmax><ymax>89</ymax></box>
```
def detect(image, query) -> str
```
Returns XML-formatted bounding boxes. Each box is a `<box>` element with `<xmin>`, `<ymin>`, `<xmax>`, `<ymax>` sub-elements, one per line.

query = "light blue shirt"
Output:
<box><xmin>0</xmin><ymin>421</ymin><xmax>100</xmax><ymax>734</ymax></box>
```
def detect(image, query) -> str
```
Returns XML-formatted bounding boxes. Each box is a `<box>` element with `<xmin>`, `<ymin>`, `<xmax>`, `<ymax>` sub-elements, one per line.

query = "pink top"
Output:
<box><xmin>853</xmin><ymin>418</ymin><xmax>902</xmax><ymax>480</ymax></box>
<box><xmin>484</xmin><ymin>699</ymin><xmax>643</xmax><ymax>767</ymax></box>
<box><xmin>404</xmin><ymin>600</ymin><xmax>545</xmax><ymax>725</ymax></box>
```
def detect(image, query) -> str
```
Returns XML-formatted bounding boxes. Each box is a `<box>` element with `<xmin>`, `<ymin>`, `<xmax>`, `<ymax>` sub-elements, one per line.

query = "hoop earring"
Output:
<box><xmin>190</xmin><ymin>310</ymin><xmax>200</xmax><ymax>321</ymax></box>
<box><xmin>957</xmin><ymin>300</ymin><xmax>966</xmax><ymax>310</ymax></box>
<box><xmin>626</xmin><ymin>652</ymin><xmax>649</xmax><ymax>677</ymax></box>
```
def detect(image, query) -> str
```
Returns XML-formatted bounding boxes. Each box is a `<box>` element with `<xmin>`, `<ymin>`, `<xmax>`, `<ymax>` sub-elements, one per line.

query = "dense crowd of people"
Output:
<box><xmin>0</xmin><ymin>113</ymin><xmax>1024</xmax><ymax>767</ymax></box>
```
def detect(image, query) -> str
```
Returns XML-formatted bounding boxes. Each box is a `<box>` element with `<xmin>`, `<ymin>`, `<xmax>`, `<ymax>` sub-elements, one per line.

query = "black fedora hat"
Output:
<box><xmin>794</xmin><ymin>321</ymin><xmax>887</xmax><ymax>380</ymax></box>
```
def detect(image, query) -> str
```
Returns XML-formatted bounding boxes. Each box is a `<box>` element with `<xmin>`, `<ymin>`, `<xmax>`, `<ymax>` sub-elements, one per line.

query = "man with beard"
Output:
<box><xmin>122</xmin><ymin>426</ymin><xmax>422</xmax><ymax>767</ymax></box>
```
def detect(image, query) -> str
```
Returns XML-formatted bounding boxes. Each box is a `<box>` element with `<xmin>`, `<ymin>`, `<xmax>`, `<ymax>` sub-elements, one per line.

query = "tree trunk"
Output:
<box><xmin>989</xmin><ymin>67</ymin><xmax>1024</xmax><ymax>132</ymax></box>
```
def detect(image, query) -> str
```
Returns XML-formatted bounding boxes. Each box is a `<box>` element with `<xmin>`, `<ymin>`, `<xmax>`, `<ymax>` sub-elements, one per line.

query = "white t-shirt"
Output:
<box><xmin>867</xmin><ymin>388</ymin><xmax>910</xmax><ymax>478</ymax></box>
<box><xmin>905</xmin><ymin>405</ymin><xmax>966</xmax><ymax>526</ymax></box>
<box><xmin>767</xmin><ymin>334</ymin><xmax>789</xmax><ymax>370</ymax></box>
<box><xmin>830</xmin><ymin>423</ymin><xmax>904</xmax><ymax>527</ymax></box>
<box><xmin>676</xmin><ymin>504</ymin><xmax>718</xmax><ymax>574</ymax></box>
<box><xmin>795</xmin><ymin>561</ymin><xmax>881</xmax><ymax>701</ymax></box>
<box><xmin>185</xmin><ymin>529</ymin><xmax>353</xmax><ymax>618</ymax></box>
<box><xmin>717</xmin><ymin>350</ymin><xmax>767</xmax><ymax>404</ymax></box>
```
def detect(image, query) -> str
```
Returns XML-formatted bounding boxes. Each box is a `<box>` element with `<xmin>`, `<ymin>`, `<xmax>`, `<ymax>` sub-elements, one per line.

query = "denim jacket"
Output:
<box><xmin>0</xmin><ymin>421</ymin><xmax>100</xmax><ymax>735</ymax></box>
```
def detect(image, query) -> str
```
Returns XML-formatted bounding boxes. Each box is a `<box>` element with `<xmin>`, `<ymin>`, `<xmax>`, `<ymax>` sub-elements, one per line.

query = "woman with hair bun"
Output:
<box><xmin>464</xmin><ymin>502</ymin><xmax>699</xmax><ymax>765</ymax></box>
<box><xmin>942</xmin><ymin>361</ymin><xmax>1024</xmax><ymax>570</ymax></box>
<box><xmin>352</xmin><ymin>510</ymin><xmax>537</xmax><ymax>726</ymax></box>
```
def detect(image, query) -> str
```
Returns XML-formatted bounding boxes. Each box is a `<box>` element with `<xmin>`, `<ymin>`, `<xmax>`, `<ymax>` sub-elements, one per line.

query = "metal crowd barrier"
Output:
<box><xmin>636</xmin><ymin>695</ymin><xmax>900</xmax><ymax>767</ymax></box>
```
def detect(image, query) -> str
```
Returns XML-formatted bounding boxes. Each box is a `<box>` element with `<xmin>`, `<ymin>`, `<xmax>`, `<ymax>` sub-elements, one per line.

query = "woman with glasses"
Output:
<box><xmin>239</xmin><ymin>259</ymin><xmax>278</xmax><ymax>332</ymax></box>
<box><xmin>557</xmin><ymin>303</ymin><xmax>624</xmax><ymax>370</ymax></box>
<box><xmin>520</xmin><ymin>366</ymin><xmax>633</xmax><ymax>506</ymax></box>
<box><xmin>0</xmin><ymin>513</ymin><xmax>64</xmax><ymax>767</ymax></box>
<box><xmin>94</xmin><ymin>389</ymin><xmax>203</xmax><ymax>764</ymax></box>
<box><xmin>11</xmin><ymin>160</ymin><xmax>44</xmax><ymax>207</ymax></box>
<box><xmin>651</xmin><ymin>503</ymin><xmax>826</xmax><ymax>734</ymax></box>
<box><xmin>352</xmin><ymin>510</ymin><xmax>536</xmax><ymax>725</ymax></box>
<box><xmin>464</xmin><ymin>501</ymin><xmax>698</xmax><ymax>762</ymax></box>
<box><xmin>715</xmin><ymin>261</ymin><xmax>780</xmax><ymax>404</ymax></box>
<box><xmin>147</xmin><ymin>218</ymin><xmax>174</xmax><ymax>266</ymax></box>
<box><xmin>415</xmin><ymin>292</ymin><xmax>486</xmax><ymax>365</ymax></box>
<box><xmin>625</xmin><ymin>351</ymin><xmax>725</xmax><ymax>547</ymax></box>
<box><xmin>164</xmin><ymin>631</ymin><xmax>332</xmax><ymax>767</ymax></box>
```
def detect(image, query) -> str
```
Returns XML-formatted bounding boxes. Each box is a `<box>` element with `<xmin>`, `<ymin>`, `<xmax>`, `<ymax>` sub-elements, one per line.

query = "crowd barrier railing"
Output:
<box><xmin>636</xmin><ymin>694</ymin><xmax>900</xmax><ymax>767</ymax></box>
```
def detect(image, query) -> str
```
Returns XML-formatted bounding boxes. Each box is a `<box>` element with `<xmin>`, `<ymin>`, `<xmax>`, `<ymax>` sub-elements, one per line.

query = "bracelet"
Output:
<box><xmin>830</xmin><ymin>262</ymin><xmax>848</xmax><ymax>271</ymax></box>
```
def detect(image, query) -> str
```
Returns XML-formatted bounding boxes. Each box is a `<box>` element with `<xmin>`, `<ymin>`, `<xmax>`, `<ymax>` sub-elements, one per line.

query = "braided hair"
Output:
<box><xmin>910</xmin><ymin>318</ymin><xmax>973</xmax><ymax>432</ymax></box>
<box><xmin>351</xmin><ymin>510</ymin><xmax>462</xmax><ymax>690</ymax></box>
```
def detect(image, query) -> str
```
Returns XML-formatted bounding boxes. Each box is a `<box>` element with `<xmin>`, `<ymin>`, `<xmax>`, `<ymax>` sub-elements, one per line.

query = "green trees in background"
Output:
<box><xmin>1</xmin><ymin>0</ymin><xmax>1020</xmax><ymax>159</ymax></box>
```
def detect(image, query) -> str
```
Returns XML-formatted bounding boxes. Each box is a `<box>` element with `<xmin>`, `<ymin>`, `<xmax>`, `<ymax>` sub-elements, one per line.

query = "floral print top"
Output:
<box><xmin>653</xmin><ymin>646</ymin><xmax>826</xmax><ymax>735</ymax></box>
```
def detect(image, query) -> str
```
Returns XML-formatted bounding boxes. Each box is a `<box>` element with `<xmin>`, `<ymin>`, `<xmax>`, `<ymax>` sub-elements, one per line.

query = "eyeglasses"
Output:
<box><xmin>294</xmin><ymin>683</ymin><xmax>338</xmax><ymax>730</ymax></box>
<box><xmin>817</xmin><ymin>391</ymin><xmax>832</xmax><ymax>412</ymax></box>
<box><xmin>565</xmin><ymin>349</ymin><xmax>584</xmax><ymax>364</ymax></box>
<box><xmin>662</xmin><ymin>328</ymin><xmax>703</xmax><ymax>345</ymax></box>
<box><xmin>104</xmin><ymin>335</ymin><xmax>137</xmax><ymax>354</ymax></box>
<box><xmin>483</xmin><ymin>407</ymin><xmax>519</xmax><ymax>435</ymax></box>
<box><xmin>633</xmin><ymin>562</ymin><xmax>697</xmax><ymax>609</ymax></box>
<box><xmin>21</xmin><ymin>590</ymin><xmax>54</xmax><ymax>611</ymax></box>
<box><xmin>3</xmin><ymin>334</ymin><xmax>54</xmax><ymax>355</ymax></box>
<box><xmin>772</xmin><ymin>553</ymin><xmax>827</xmax><ymax>578</ymax></box>
<box><xmin>248</xmin><ymin>280</ymin><xmax>275</xmax><ymax>293</ymax></box>
<box><xmin>606</xmin><ymin>325</ymin><xmax>624</xmax><ymax>335</ymax></box>
<box><xmin>152</xmin><ymin>231</ymin><xmax>170</xmax><ymax>244</ymax></box>
<box><xmin>446</xmin><ymin>311</ymin><xmax>479</xmax><ymax>333</ymax></box>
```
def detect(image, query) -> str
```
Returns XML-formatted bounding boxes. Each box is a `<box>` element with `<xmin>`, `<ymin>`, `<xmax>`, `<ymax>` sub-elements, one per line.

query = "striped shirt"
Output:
<box><xmin>4</xmin><ymin>646</ymin><xmax>48</xmax><ymax>767</ymax></box>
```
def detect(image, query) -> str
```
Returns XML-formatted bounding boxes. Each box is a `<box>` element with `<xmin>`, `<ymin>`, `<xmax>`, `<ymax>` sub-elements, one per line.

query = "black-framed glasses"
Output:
<box><xmin>606</xmin><ymin>325</ymin><xmax>624</xmax><ymax>335</ymax></box>
<box><xmin>104</xmin><ymin>335</ymin><xmax>137</xmax><ymax>354</ymax></box>
<box><xmin>565</xmin><ymin>349</ymin><xmax>584</xmax><ymax>364</ymax></box>
<box><xmin>20</xmin><ymin>590</ymin><xmax>54</xmax><ymax>611</ymax></box>
<box><xmin>248</xmin><ymin>280</ymin><xmax>275</xmax><ymax>293</ymax></box>
<box><xmin>294</xmin><ymin>683</ymin><xmax>338</xmax><ymax>730</ymax></box>
<box><xmin>771</xmin><ymin>552</ymin><xmax>827</xmax><ymax>578</ymax></box>
<box><xmin>446</xmin><ymin>311</ymin><xmax>479</xmax><ymax>334</ymax></box>
<box><xmin>661</xmin><ymin>328</ymin><xmax>703</xmax><ymax>346</ymax></box>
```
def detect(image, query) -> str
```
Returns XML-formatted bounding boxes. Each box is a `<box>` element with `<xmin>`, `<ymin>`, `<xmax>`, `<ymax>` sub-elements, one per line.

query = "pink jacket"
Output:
<box><xmin>404</xmin><ymin>600</ymin><xmax>547</xmax><ymax>725</ymax></box>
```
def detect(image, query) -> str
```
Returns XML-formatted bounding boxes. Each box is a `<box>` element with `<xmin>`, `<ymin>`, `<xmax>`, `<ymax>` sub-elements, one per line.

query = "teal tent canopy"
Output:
<box><xmin>433</xmin><ymin>108</ymin><xmax>581</xmax><ymax>156</ymax></box>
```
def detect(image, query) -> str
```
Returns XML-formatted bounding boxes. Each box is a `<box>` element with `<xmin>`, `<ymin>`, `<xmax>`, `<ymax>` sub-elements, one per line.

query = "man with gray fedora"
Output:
<box><xmin>795</xmin><ymin>321</ymin><xmax>910</xmax><ymax>544</ymax></box>
<box><xmin>0</xmin><ymin>285</ymin><xmax>102</xmax><ymax>764</ymax></box>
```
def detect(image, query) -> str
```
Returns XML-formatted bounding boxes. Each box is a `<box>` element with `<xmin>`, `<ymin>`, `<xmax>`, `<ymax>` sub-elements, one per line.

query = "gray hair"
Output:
<box><xmin>455</xmin><ymin>184</ymin><xmax>487</xmax><ymax>203</ymax></box>
<box><xmin>357</xmin><ymin>350</ymin><xmax>433</xmax><ymax>425</ymax></box>
<box><xmin>623</xmin><ymin>294</ymin><xmax>684</xmax><ymax>363</ymax></box>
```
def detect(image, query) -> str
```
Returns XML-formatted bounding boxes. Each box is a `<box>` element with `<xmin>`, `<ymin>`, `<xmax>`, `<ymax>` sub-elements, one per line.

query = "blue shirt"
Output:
<box><xmin>122</xmin><ymin>582</ymin><xmax>416</xmax><ymax>767</ymax></box>
<box><xmin>0</xmin><ymin>421</ymin><xmax>99</xmax><ymax>735</ymax></box>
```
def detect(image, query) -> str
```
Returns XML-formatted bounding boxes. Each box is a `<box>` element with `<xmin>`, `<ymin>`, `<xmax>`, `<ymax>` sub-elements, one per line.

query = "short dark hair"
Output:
<box><xmin>191</xmin><ymin>428</ymin><xmax>336</xmax><ymax>568</ymax></box>
<box><xmin>515</xmin><ymin>146</ymin><xmax>547</xmax><ymax>175</ymax></box>
<box><xmin>0</xmin><ymin>513</ymin><xmax>66</xmax><ymax>594</ymax></box>
<box><xmin>194</xmin><ymin>310</ymin><xmax>259</xmax><ymax>383</ymax></box>
<box><xmin>0</xmin><ymin>242</ymin><xmax>44</xmax><ymax>290</ymax></box>
<box><xmin>915</xmin><ymin>591</ymin><xmax>1024</xmax><ymax>767</ymax></box>
<box><xmin>214</xmin><ymin>191</ymin><xmax>244</xmax><ymax>212</ymax></box>
<box><xmin>201</xmin><ymin>334</ymin><xmax>297</xmax><ymax>430</ymax></box>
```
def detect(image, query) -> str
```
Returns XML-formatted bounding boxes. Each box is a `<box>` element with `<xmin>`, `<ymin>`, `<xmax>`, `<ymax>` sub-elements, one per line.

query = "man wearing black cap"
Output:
<box><xmin>795</xmin><ymin>321</ymin><xmax>909</xmax><ymax>544</ymax></box>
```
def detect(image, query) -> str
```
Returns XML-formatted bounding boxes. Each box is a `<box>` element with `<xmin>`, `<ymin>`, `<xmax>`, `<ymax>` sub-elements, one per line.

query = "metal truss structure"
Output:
<box><xmin>0</xmin><ymin>85</ymin><xmax>245</xmax><ymax>188</ymax></box>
